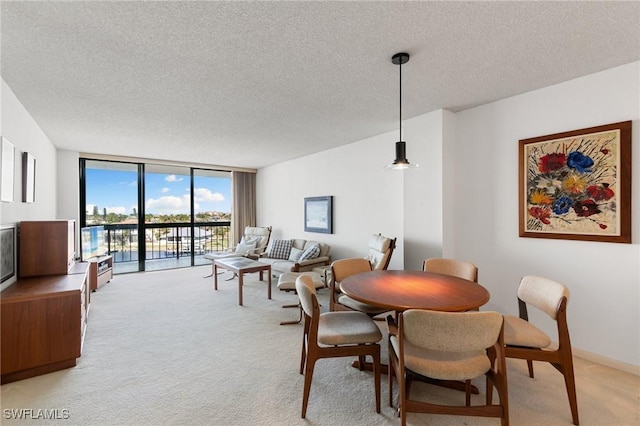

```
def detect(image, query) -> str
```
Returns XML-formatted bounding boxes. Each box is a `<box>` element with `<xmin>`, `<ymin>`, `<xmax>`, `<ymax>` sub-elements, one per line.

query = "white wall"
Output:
<box><xmin>257</xmin><ymin>62</ymin><xmax>640</xmax><ymax>371</ymax></box>
<box><xmin>0</xmin><ymin>79</ymin><xmax>59</xmax><ymax>291</ymax></box>
<box><xmin>257</xmin><ymin>129</ymin><xmax>410</xmax><ymax>270</ymax></box>
<box><xmin>403</xmin><ymin>110</ymin><xmax>445</xmax><ymax>270</ymax></box>
<box><xmin>57</xmin><ymin>150</ymin><xmax>80</xmax><ymax>224</ymax></box>
<box><xmin>452</xmin><ymin>62</ymin><xmax>639</xmax><ymax>369</ymax></box>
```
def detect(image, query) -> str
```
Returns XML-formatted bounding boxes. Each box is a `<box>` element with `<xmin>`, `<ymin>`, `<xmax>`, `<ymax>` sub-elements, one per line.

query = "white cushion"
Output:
<box><xmin>278</xmin><ymin>272</ymin><xmax>324</xmax><ymax>291</ymax></box>
<box><xmin>288</xmin><ymin>247</ymin><xmax>304</xmax><ymax>262</ymax></box>
<box><xmin>235</xmin><ymin>240</ymin><xmax>257</xmax><ymax>254</ymax></box>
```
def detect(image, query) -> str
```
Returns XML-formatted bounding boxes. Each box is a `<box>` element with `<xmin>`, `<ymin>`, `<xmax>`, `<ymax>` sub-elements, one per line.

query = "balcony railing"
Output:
<box><xmin>103</xmin><ymin>221</ymin><xmax>232</xmax><ymax>264</ymax></box>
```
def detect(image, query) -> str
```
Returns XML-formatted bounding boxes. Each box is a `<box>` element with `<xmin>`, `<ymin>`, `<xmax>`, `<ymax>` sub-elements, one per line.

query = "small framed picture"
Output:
<box><xmin>304</xmin><ymin>196</ymin><xmax>333</xmax><ymax>234</ymax></box>
<box><xmin>23</xmin><ymin>152</ymin><xmax>36</xmax><ymax>203</ymax></box>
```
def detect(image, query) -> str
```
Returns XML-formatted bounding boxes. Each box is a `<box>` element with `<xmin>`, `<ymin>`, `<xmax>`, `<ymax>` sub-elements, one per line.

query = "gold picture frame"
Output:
<box><xmin>519</xmin><ymin>121</ymin><xmax>632</xmax><ymax>243</ymax></box>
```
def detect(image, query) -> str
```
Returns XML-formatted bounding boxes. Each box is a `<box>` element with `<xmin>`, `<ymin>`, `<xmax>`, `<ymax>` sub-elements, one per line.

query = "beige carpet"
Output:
<box><xmin>1</xmin><ymin>265</ymin><xmax>638</xmax><ymax>425</ymax></box>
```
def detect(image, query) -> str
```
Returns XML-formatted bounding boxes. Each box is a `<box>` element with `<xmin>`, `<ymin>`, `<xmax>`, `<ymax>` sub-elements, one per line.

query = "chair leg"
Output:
<box><xmin>372</xmin><ymin>348</ymin><xmax>381</xmax><ymax>413</ymax></box>
<box><xmin>486</xmin><ymin>374</ymin><xmax>494</xmax><ymax>405</ymax></box>
<box><xmin>280</xmin><ymin>303</ymin><xmax>303</xmax><ymax>325</ymax></box>
<box><xmin>527</xmin><ymin>359</ymin><xmax>534</xmax><ymax>378</ymax></box>
<box><xmin>388</xmin><ymin>354</ymin><xmax>395</xmax><ymax>407</ymax></box>
<box><xmin>465</xmin><ymin>379</ymin><xmax>471</xmax><ymax>406</ymax></box>
<box><xmin>301</xmin><ymin>357</ymin><xmax>317</xmax><ymax>419</ymax></box>
<box><xmin>399</xmin><ymin>371</ymin><xmax>407</xmax><ymax>426</ymax></box>
<box><xmin>561</xmin><ymin>360</ymin><xmax>579</xmax><ymax>425</ymax></box>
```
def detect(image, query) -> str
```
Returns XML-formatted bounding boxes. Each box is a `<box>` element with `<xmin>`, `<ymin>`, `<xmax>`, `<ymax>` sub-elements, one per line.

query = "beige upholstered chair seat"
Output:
<box><xmin>390</xmin><ymin>336</ymin><xmax>490</xmax><ymax>381</ymax></box>
<box><xmin>503</xmin><ymin>315</ymin><xmax>552</xmax><ymax>348</ymax></box>
<box><xmin>318</xmin><ymin>311</ymin><xmax>382</xmax><ymax>346</ymax></box>
<box><xmin>338</xmin><ymin>295</ymin><xmax>389</xmax><ymax>315</ymax></box>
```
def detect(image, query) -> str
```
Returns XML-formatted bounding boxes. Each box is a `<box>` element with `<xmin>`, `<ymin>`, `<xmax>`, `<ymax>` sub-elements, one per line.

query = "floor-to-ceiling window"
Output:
<box><xmin>81</xmin><ymin>159</ymin><xmax>231</xmax><ymax>274</ymax></box>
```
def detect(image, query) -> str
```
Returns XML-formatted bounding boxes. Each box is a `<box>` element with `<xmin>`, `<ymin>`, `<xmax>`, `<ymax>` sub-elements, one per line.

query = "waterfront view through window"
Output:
<box><xmin>81</xmin><ymin>159</ymin><xmax>231</xmax><ymax>273</ymax></box>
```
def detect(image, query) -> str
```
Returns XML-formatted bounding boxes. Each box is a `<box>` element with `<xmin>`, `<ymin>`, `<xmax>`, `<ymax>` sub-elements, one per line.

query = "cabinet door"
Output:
<box><xmin>1</xmin><ymin>293</ymin><xmax>81</xmax><ymax>375</ymax></box>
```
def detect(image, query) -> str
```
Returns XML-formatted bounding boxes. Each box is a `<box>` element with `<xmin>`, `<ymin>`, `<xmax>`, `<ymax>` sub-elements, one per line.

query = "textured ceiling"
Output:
<box><xmin>2</xmin><ymin>1</ymin><xmax>639</xmax><ymax>169</ymax></box>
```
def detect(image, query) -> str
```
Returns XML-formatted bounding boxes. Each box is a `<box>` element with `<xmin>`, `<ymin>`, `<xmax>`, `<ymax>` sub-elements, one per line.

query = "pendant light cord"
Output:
<box><xmin>399</xmin><ymin>59</ymin><xmax>402</xmax><ymax>142</ymax></box>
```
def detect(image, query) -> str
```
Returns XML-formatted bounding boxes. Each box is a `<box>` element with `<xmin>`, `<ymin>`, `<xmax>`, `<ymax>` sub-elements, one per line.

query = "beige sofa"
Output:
<box><xmin>258</xmin><ymin>238</ymin><xmax>331</xmax><ymax>276</ymax></box>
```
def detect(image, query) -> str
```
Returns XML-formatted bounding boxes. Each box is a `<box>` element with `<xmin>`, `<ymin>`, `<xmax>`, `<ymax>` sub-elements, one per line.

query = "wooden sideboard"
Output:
<box><xmin>1</xmin><ymin>263</ymin><xmax>89</xmax><ymax>384</ymax></box>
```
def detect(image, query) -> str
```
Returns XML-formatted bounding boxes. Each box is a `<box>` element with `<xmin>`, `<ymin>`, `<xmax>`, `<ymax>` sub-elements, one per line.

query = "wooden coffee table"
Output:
<box><xmin>213</xmin><ymin>257</ymin><xmax>272</xmax><ymax>306</ymax></box>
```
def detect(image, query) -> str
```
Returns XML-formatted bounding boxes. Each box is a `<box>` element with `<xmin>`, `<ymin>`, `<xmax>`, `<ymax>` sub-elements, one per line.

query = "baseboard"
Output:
<box><xmin>572</xmin><ymin>347</ymin><xmax>639</xmax><ymax>376</ymax></box>
<box><xmin>544</xmin><ymin>342</ymin><xmax>639</xmax><ymax>376</ymax></box>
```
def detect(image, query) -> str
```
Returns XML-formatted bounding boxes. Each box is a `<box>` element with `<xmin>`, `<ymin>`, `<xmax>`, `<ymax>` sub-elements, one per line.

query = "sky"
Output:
<box><xmin>85</xmin><ymin>168</ymin><xmax>231</xmax><ymax>216</ymax></box>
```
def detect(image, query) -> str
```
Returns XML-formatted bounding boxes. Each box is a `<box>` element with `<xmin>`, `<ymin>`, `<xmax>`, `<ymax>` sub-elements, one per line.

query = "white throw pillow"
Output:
<box><xmin>288</xmin><ymin>247</ymin><xmax>304</xmax><ymax>262</ymax></box>
<box><xmin>235</xmin><ymin>240</ymin><xmax>257</xmax><ymax>254</ymax></box>
<box><xmin>240</xmin><ymin>236</ymin><xmax>260</xmax><ymax>246</ymax></box>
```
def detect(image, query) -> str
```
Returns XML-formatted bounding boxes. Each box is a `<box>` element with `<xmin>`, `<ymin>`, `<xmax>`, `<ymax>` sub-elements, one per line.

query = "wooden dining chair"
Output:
<box><xmin>423</xmin><ymin>257</ymin><xmax>478</xmax><ymax>282</ymax></box>
<box><xmin>387</xmin><ymin>309</ymin><xmax>509</xmax><ymax>426</ymax></box>
<box><xmin>295</xmin><ymin>275</ymin><xmax>382</xmax><ymax>419</ymax></box>
<box><xmin>329</xmin><ymin>258</ymin><xmax>389</xmax><ymax>317</ymax></box>
<box><xmin>503</xmin><ymin>275</ymin><xmax>579</xmax><ymax>425</ymax></box>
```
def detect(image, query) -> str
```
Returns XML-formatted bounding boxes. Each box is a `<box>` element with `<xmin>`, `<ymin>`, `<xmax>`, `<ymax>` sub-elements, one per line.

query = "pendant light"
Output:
<box><xmin>386</xmin><ymin>52</ymin><xmax>418</xmax><ymax>170</ymax></box>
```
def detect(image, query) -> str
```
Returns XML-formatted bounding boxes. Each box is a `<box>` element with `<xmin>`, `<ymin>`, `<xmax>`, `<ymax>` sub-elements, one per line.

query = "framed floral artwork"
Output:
<box><xmin>519</xmin><ymin>121</ymin><xmax>632</xmax><ymax>243</ymax></box>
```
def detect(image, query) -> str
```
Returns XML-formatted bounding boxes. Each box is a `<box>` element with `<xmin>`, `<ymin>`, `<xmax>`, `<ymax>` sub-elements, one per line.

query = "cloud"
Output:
<box><xmin>106</xmin><ymin>206</ymin><xmax>127</xmax><ymax>214</ymax></box>
<box><xmin>194</xmin><ymin>187</ymin><xmax>225</xmax><ymax>202</ymax></box>
<box><xmin>146</xmin><ymin>195</ymin><xmax>198</xmax><ymax>213</ymax></box>
<box><xmin>165</xmin><ymin>175</ymin><xmax>184</xmax><ymax>182</ymax></box>
<box><xmin>161</xmin><ymin>187</ymin><xmax>170</xmax><ymax>193</ymax></box>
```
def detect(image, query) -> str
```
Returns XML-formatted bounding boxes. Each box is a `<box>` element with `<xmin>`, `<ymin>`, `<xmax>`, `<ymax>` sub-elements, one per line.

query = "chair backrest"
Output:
<box><xmin>332</xmin><ymin>258</ymin><xmax>372</xmax><ymax>283</ymax></box>
<box><xmin>517</xmin><ymin>275</ymin><xmax>570</xmax><ymax>320</ymax></box>
<box><xmin>423</xmin><ymin>258</ymin><xmax>478</xmax><ymax>282</ymax></box>
<box><xmin>402</xmin><ymin>309</ymin><xmax>503</xmax><ymax>352</ymax></box>
<box><xmin>365</xmin><ymin>234</ymin><xmax>396</xmax><ymax>270</ymax></box>
<box><xmin>241</xmin><ymin>226</ymin><xmax>272</xmax><ymax>254</ymax></box>
<box><xmin>296</xmin><ymin>274</ymin><xmax>319</xmax><ymax>319</ymax></box>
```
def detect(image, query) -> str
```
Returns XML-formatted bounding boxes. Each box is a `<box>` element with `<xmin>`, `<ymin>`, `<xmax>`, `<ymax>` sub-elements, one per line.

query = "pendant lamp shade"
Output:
<box><xmin>386</xmin><ymin>52</ymin><xmax>418</xmax><ymax>170</ymax></box>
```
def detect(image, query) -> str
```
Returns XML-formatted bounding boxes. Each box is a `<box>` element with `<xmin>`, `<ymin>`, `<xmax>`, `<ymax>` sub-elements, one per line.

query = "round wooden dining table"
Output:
<box><xmin>340</xmin><ymin>269</ymin><xmax>491</xmax><ymax>394</ymax></box>
<box><xmin>340</xmin><ymin>270</ymin><xmax>490</xmax><ymax>313</ymax></box>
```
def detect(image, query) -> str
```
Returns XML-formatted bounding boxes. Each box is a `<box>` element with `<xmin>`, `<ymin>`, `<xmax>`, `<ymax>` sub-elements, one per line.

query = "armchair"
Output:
<box><xmin>205</xmin><ymin>226</ymin><xmax>272</xmax><ymax>260</ymax></box>
<box><xmin>204</xmin><ymin>226</ymin><xmax>271</xmax><ymax>277</ymax></box>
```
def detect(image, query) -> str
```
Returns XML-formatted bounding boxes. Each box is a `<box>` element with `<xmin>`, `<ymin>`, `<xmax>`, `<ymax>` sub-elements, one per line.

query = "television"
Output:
<box><xmin>81</xmin><ymin>225</ymin><xmax>107</xmax><ymax>261</ymax></box>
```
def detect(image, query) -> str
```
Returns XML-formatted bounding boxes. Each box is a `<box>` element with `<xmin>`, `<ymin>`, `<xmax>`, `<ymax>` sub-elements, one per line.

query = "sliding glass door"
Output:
<box><xmin>80</xmin><ymin>159</ymin><xmax>231</xmax><ymax>274</ymax></box>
